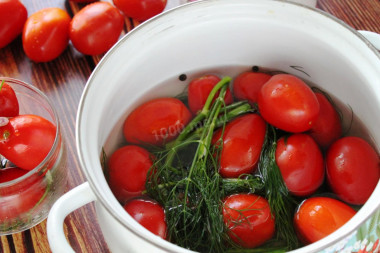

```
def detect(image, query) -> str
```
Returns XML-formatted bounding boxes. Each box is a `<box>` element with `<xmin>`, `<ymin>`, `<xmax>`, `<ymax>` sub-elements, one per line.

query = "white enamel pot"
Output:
<box><xmin>47</xmin><ymin>0</ymin><xmax>380</xmax><ymax>252</ymax></box>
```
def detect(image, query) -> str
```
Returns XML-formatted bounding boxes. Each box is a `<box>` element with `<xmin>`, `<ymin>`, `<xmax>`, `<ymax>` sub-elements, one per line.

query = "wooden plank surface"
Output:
<box><xmin>0</xmin><ymin>0</ymin><xmax>379</xmax><ymax>252</ymax></box>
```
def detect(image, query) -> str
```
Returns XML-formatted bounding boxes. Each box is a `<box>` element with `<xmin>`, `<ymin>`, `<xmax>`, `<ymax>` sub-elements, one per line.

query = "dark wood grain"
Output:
<box><xmin>0</xmin><ymin>0</ymin><xmax>379</xmax><ymax>252</ymax></box>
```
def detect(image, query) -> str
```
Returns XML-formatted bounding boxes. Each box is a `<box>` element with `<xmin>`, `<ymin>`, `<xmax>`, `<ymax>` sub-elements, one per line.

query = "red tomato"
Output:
<box><xmin>213</xmin><ymin>114</ymin><xmax>266</xmax><ymax>178</ymax></box>
<box><xmin>257</xmin><ymin>74</ymin><xmax>320</xmax><ymax>133</ymax></box>
<box><xmin>222</xmin><ymin>193</ymin><xmax>275</xmax><ymax>248</ymax></box>
<box><xmin>70</xmin><ymin>0</ymin><xmax>97</xmax><ymax>2</ymax></box>
<box><xmin>294</xmin><ymin>197</ymin><xmax>356</xmax><ymax>244</ymax></box>
<box><xmin>0</xmin><ymin>115</ymin><xmax>56</xmax><ymax>170</ymax></box>
<box><xmin>70</xmin><ymin>2</ymin><xmax>124</xmax><ymax>56</ymax></box>
<box><xmin>0</xmin><ymin>167</ymin><xmax>46</xmax><ymax>222</ymax></box>
<box><xmin>113</xmin><ymin>0</ymin><xmax>167</xmax><ymax>21</ymax></box>
<box><xmin>0</xmin><ymin>82</ymin><xmax>19</xmax><ymax>117</ymax></box>
<box><xmin>124</xmin><ymin>197</ymin><xmax>167</xmax><ymax>239</ymax></box>
<box><xmin>233</xmin><ymin>72</ymin><xmax>271</xmax><ymax>104</ymax></box>
<box><xmin>0</xmin><ymin>0</ymin><xmax>27</xmax><ymax>48</ymax></box>
<box><xmin>22</xmin><ymin>8</ymin><xmax>71</xmax><ymax>62</ymax></box>
<box><xmin>309</xmin><ymin>92</ymin><xmax>342</xmax><ymax>149</ymax></box>
<box><xmin>187</xmin><ymin>74</ymin><xmax>233</xmax><ymax>115</ymax></box>
<box><xmin>326</xmin><ymin>136</ymin><xmax>380</xmax><ymax>205</ymax></box>
<box><xmin>123</xmin><ymin>97</ymin><xmax>192</xmax><ymax>146</ymax></box>
<box><xmin>108</xmin><ymin>145</ymin><xmax>153</xmax><ymax>203</ymax></box>
<box><xmin>275</xmin><ymin>134</ymin><xmax>324</xmax><ymax>196</ymax></box>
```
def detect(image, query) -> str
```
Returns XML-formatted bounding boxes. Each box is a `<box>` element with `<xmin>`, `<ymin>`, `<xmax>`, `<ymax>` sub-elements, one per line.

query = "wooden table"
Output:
<box><xmin>0</xmin><ymin>0</ymin><xmax>379</xmax><ymax>252</ymax></box>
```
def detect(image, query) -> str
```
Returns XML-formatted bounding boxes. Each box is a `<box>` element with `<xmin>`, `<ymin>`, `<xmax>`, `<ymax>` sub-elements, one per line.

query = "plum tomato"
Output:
<box><xmin>326</xmin><ymin>136</ymin><xmax>380</xmax><ymax>205</ymax></box>
<box><xmin>0</xmin><ymin>81</ymin><xmax>19</xmax><ymax>117</ymax></box>
<box><xmin>0</xmin><ymin>0</ymin><xmax>27</xmax><ymax>49</ymax></box>
<box><xmin>294</xmin><ymin>197</ymin><xmax>356</xmax><ymax>244</ymax></box>
<box><xmin>257</xmin><ymin>74</ymin><xmax>320</xmax><ymax>133</ymax></box>
<box><xmin>108</xmin><ymin>145</ymin><xmax>153</xmax><ymax>203</ymax></box>
<box><xmin>113</xmin><ymin>0</ymin><xmax>167</xmax><ymax>21</ymax></box>
<box><xmin>187</xmin><ymin>74</ymin><xmax>233</xmax><ymax>115</ymax></box>
<box><xmin>275</xmin><ymin>133</ymin><xmax>324</xmax><ymax>196</ymax></box>
<box><xmin>309</xmin><ymin>92</ymin><xmax>342</xmax><ymax>149</ymax></box>
<box><xmin>233</xmin><ymin>72</ymin><xmax>271</xmax><ymax>104</ymax></box>
<box><xmin>212</xmin><ymin>114</ymin><xmax>266</xmax><ymax>178</ymax></box>
<box><xmin>0</xmin><ymin>167</ymin><xmax>46</xmax><ymax>222</ymax></box>
<box><xmin>70</xmin><ymin>2</ymin><xmax>124</xmax><ymax>56</ymax></box>
<box><xmin>22</xmin><ymin>8</ymin><xmax>71</xmax><ymax>62</ymax></box>
<box><xmin>123</xmin><ymin>197</ymin><xmax>167</xmax><ymax>239</ymax></box>
<box><xmin>222</xmin><ymin>193</ymin><xmax>275</xmax><ymax>248</ymax></box>
<box><xmin>123</xmin><ymin>97</ymin><xmax>192</xmax><ymax>146</ymax></box>
<box><xmin>0</xmin><ymin>114</ymin><xmax>56</xmax><ymax>170</ymax></box>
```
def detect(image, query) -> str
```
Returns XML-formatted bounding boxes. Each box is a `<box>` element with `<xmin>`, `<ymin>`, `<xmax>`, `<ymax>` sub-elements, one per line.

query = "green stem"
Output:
<box><xmin>0</xmin><ymin>80</ymin><xmax>4</xmax><ymax>91</ymax></box>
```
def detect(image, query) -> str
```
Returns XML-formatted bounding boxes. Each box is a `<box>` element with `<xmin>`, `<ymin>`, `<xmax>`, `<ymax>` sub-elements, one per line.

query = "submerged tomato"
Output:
<box><xmin>70</xmin><ymin>2</ymin><xmax>124</xmax><ymax>55</ymax></box>
<box><xmin>22</xmin><ymin>8</ymin><xmax>71</xmax><ymax>62</ymax></box>
<box><xmin>123</xmin><ymin>97</ymin><xmax>192</xmax><ymax>146</ymax></box>
<box><xmin>0</xmin><ymin>115</ymin><xmax>56</xmax><ymax>170</ymax></box>
<box><xmin>222</xmin><ymin>193</ymin><xmax>275</xmax><ymax>248</ymax></box>
<box><xmin>309</xmin><ymin>92</ymin><xmax>342</xmax><ymax>149</ymax></box>
<box><xmin>258</xmin><ymin>74</ymin><xmax>320</xmax><ymax>133</ymax></box>
<box><xmin>124</xmin><ymin>198</ymin><xmax>167</xmax><ymax>239</ymax></box>
<box><xmin>108</xmin><ymin>145</ymin><xmax>153</xmax><ymax>203</ymax></box>
<box><xmin>0</xmin><ymin>82</ymin><xmax>19</xmax><ymax>117</ymax></box>
<box><xmin>187</xmin><ymin>74</ymin><xmax>233</xmax><ymax>115</ymax></box>
<box><xmin>326</xmin><ymin>136</ymin><xmax>380</xmax><ymax>205</ymax></box>
<box><xmin>113</xmin><ymin>0</ymin><xmax>167</xmax><ymax>21</ymax></box>
<box><xmin>0</xmin><ymin>0</ymin><xmax>27</xmax><ymax>48</ymax></box>
<box><xmin>213</xmin><ymin>114</ymin><xmax>266</xmax><ymax>178</ymax></box>
<box><xmin>233</xmin><ymin>72</ymin><xmax>271</xmax><ymax>104</ymax></box>
<box><xmin>294</xmin><ymin>197</ymin><xmax>356</xmax><ymax>244</ymax></box>
<box><xmin>275</xmin><ymin>134</ymin><xmax>324</xmax><ymax>196</ymax></box>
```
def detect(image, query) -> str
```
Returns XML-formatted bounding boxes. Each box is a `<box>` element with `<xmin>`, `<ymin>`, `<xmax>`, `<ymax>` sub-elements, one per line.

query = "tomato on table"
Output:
<box><xmin>222</xmin><ymin>193</ymin><xmax>275</xmax><ymax>248</ymax></box>
<box><xmin>123</xmin><ymin>97</ymin><xmax>192</xmax><ymax>146</ymax></box>
<box><xmin>275</xmin><ymin>133</ymin><xmax>324</xmax><ymax>196</ymax></box>
<box><xmin>0</xmin><ymin>115</ymin><xmax>56</xmax><ymax>171</ymax></box>
<box><xmin>257</xmin><ymin>74</ymin><xmax>320</xmax><ymax>133</ymax></box>
<box><xmin>294</xmin><ymin>197</ymin><xmax>356</xmax><ymax>244</ymax></box>
<box><xmin>123</xmin><ymin>197</ymin><xmax>167</xmax><ymax>239</ymax></box>
<box><xmin>108</xmin><ymin>145</ymin><xmax>154</xmax><ymax>203</ymax></box>
<box><xmin>233</xmin><ymin>71</ymin><xmax>271</xmax><ymax>104</ymax></box>
<box><xmin>113</xmin><ymin>0</ymin><xmax>167</xmax><ymax>21</ymax></box>
<box><xmin>70</xmin><ymin>1</ymin><xmax>124</xmax><ymax>56</ymax></box>
<box><xmin>187</xmin><ymin>74</ymin><xmax>233</xmax><ymax>115</ymax></box>
<box><xmin>0</xmin><ymin>0</ymin><xmax>27</xmax><ymax>49</ymax></box>
<box><xmin>0</xmin><ymin>81</ymin><xmax>19</xmax><ymax>117</ymax></box>
<box><xmin>212</xmin><ymin>114</ymin><xmax>266</xmax><ymax>178</ymax></box>
<box><xmin>22</xmin><ymin>7</ymin><xmax>71</xmax><ymax>62</ymax></box>
<box><xmin>326</xmin><ymin>136</ymin><xmax>380</xmax><ymax>205</ymax></box>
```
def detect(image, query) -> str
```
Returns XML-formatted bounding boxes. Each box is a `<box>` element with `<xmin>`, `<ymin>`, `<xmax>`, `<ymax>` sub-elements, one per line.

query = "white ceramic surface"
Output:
<box><xmin>47</xmin><ymin>0</ymin><xmax>380</xmax><ymax>252</ymax></box>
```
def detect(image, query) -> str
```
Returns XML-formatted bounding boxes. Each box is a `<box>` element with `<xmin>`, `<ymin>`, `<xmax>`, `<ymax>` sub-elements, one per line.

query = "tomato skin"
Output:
<box><xmin>233</xmin><ymin>72</ymin><xmax>271</xmax><ymax>104</ymax></box>
<box><xmin>326</xmin><ymin>136</ymin><xmax>380</xmax><ymax>205</ymax></box>
<box><xmin>22</xmin><ymin>8</ymin><xmax>71</xmax><ymax>62</ymax></box>
<box><xmin>124</xmin><ymin>198</ymin><xmax>167</xmax><ymax>239</ymax></box>
<box><xmin>222</xmin><ymin>193</ymin><xmax>275</xmax><ymax>248</ymax></box>
<box><xmin>70</xmin><ymin>2</ymin><xmax>124</xmax><ymax>56</ymax></box>
<box><xmin>0</xmin><ymin>82</ymin><xmax>19</xmax><ymax>117</ymax></box>
<box><xmin>309</xmin><ymin>92</ymin><xmax>342</xmax><ymax>149</ymax></box>
<box><xmin>0</xmin><ymin>115</ymin><xmax>56</xmax><ymax>171</ymax></box>
<box><xmin>113</xmin><ymin>0</ymin><xmax>167</xmax><ymax>21</ymax></box>
<box><xmin>275</xmin><ymin>134</ymin><xmax>324</xmax><ymax>196</ymax></box>
<box><xmin>70</xmin><ymin>0</ymin><xmax>96</xmax><ymax>2</ymax></box>
<box><xmin>187</xmin><ymin>74</ymin><xmax>233</xmax><ymax>115</ymax></box>
<box><xmin>108</xmin><ymin>145</ymin><xmax>153</xmax><ymax>203</ymax></box>
<box><xmin>213</xmin><ymin>114</ymin><xmax>266</xmax><ymax>178</ymax></box>
<box><xmin>123</xmin><ymin>97</ymin><xmax>192</xmax><ymax>146</ymax></box>
<box><xmin>257</xmin><ymin>74</ymin><xmax>320</xmax><ymax>133</ymax></box>
<box><xmin>0</xmin><ymin>0</ymin><xmax>27</xmax><ymax>49</ymax></box>
<box><xmin>294</xmin><ymin>197</ymin><xmax>356</xmax><ymax>244</ymax></box>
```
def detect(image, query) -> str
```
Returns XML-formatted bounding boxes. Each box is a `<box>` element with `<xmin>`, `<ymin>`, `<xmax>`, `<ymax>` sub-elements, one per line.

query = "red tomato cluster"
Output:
<box><xmin>1</xmin><ymin>0</ymin><xmax>168</xmax><ymax>62</ymax></box>
<box><xmin>105</xmin><ymin>70</ymin><xmax>379</xmax><ymax>249</ymax></box>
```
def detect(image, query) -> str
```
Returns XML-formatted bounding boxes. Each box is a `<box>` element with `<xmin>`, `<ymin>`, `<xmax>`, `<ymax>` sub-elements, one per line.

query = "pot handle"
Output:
<box><xmin>47</xmin><ymin>182</ymin><xmax>97</xmax><ymax>253</ymax></box>
<box><xmin>358</xmin><ymin>30</ymin><xmax>380</xmax><ymax>50</ymax></box>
